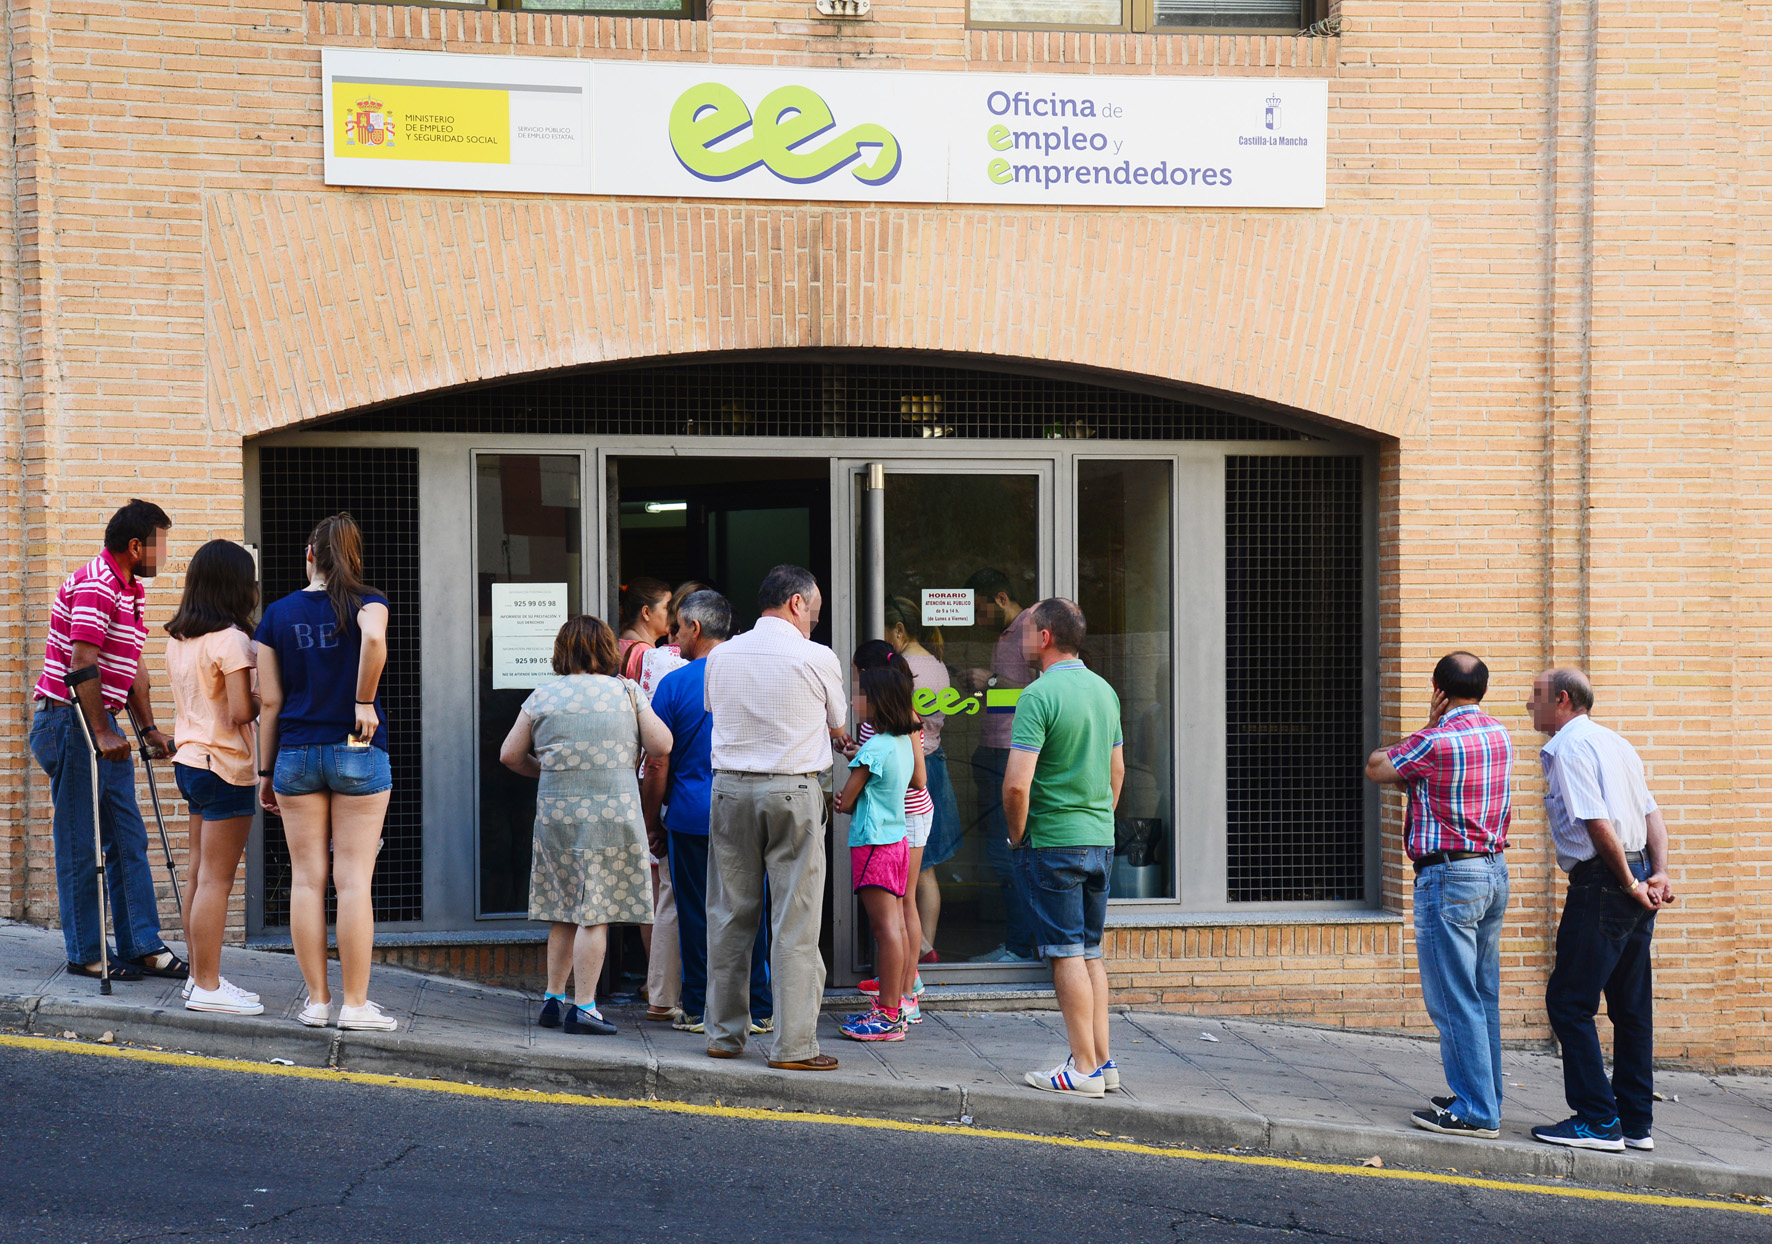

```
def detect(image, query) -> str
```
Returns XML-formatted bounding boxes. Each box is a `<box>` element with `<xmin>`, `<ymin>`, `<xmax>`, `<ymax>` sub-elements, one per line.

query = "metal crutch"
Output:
<box><xmin>126</xmin><ymin>706</ymin><xmax>183</xmax><ymax>920</ymax></box>
<box><xmin>64</xmin><ymin>667</ymin><xmax>112</xmax><ymax>995</ymax></box>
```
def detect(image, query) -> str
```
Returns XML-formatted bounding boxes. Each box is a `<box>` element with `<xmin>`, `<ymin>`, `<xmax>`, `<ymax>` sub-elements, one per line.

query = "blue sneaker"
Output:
<box><xmin>1531</xmin><ymin>1115</ymin><xmax>1625</xmax><ymax>1152</ymax></box>
<box><xmin>840</xmin><ymin>1007</ymin><xmax>907</xmax><ymax>1042</ymax></box>
<box><xmin>537</xmin><ymin>997</ymin><xmax>563</xmax><ymax>1029</ymax></box>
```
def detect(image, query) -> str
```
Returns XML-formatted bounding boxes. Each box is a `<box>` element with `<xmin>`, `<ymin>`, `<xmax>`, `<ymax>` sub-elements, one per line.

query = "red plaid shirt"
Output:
<box><xmin>1386</xmin><ymin>704</ymin><xmax>1513</xmax><ymax>859</ymax></box>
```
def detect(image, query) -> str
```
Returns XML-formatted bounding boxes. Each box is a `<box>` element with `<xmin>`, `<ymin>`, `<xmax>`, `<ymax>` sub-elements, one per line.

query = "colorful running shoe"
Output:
<box><xmin>900</xmin><ymin>996</ymin><xmax>923</xmax><ymax>1024</ymax></box>
<box><xmin>859</xmin><ymin>974</ymin><xmax>925</xmax><ymax>999</ymax></box>
<box><xmin>840</xmin><ymin>1007</ymin><xmax>908</xmax><ymax>1042</ymax></box>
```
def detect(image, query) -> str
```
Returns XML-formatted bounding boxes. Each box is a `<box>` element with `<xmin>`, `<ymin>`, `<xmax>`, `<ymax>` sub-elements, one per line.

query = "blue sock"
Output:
<box><xmin>545</xmin><ymin>992</ymin><xmax>566</xmax><ymax>1002</ymax></box>
<box><xmin>573</xmin><ymin>1002</ymin><xmax>601</xmax><ymax>1017</ymax></box>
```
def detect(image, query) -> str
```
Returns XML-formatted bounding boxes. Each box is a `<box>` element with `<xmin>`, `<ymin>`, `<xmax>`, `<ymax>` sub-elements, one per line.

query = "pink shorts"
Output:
<box><xmin>850</xmin><ymin>840</ymin><xmax>910</xmax><ymax>897</ymax></box>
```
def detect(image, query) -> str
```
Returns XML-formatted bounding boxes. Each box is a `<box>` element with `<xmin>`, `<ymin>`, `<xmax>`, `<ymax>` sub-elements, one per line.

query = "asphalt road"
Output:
<box><xmin>1</xmin><ymin>1044</ymin><xmax>1767</xmax><ymax>1244</ymax></box>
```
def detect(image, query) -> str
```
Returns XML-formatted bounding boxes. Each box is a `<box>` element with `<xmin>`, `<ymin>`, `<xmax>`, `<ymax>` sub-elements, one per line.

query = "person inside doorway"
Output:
<box><xmin>618</xmin><ymin>576</ymin><xmax>672</xmax><ymax>681</ymax></box>
<box><xmin>961</xmin><ymin>567</ymin><xmax>1040</xmax><ymax>964</ymax></box>
<box><xmin>883</xmin><ymin>596</ymin><xmax>960</xmax><ymax>964</ymax></box>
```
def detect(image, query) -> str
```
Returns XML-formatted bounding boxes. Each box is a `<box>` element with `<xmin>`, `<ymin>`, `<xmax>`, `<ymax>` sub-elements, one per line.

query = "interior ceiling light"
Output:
<box><xmin>644</xmin><ymin>501</ymin><xmax>688</xmax><ymax>513</ymax></box>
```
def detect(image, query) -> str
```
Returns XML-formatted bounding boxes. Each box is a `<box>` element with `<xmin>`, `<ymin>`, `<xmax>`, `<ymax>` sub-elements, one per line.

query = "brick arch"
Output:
<box><xmin>207</xmin><ymin>192</ymin><xmax>1430</xmax><ymax>438</ymax></box>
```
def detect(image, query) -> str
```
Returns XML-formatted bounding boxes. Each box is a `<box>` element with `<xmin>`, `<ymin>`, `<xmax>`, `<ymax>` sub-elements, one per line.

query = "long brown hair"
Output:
<box><xmin>308</xmin><ymin>513</ymin><xmax>379</xmax><ymax>634</ymax></box>
<box><xmin>166</xmin><ymin>539</ymin><xmax>259</xmax><ymax>640</ymax></box>
<box><xmin>554</xmin><ymin>615</ymin><xmax>620</xmax><ymax>676</ymax></box>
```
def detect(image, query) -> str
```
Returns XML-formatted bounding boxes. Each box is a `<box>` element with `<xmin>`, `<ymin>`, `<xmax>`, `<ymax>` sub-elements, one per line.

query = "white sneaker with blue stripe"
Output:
<box><xmin>1025</xmin><ymin>1056</ymin><xmax>1106</xmax><ymax>1098</ymax></box>
<box><xmin>1099</xmin><ymin>1058</ymin><xmax>1121</xmax><ymax>1092</ymax></box>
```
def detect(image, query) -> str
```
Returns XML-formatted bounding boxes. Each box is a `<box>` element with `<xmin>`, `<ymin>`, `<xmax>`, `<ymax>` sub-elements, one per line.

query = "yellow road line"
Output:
<box><xmin>3</xmin><ymin>1032</ymin><xmax>1765</xmax><ymax>1217</ymax></box>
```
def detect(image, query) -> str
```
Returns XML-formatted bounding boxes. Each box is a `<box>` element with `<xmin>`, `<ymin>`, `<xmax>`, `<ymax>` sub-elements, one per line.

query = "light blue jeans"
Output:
<box><xmin>1413</xmin><ymin>853</ymin><xmax>1510</xmax><ymax>1130</ymax></box>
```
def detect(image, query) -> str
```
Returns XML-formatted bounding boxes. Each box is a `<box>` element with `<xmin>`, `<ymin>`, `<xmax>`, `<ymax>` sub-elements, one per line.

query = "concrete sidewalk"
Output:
<box><xmin>3</xmin><ymin>919</ymin><xmax>1769</xmax><ymax>1200</ymax></box>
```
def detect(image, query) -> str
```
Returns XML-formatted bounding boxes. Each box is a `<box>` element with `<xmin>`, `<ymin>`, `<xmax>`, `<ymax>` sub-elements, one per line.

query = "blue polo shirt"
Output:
<box><xmin>652</xmin><ymin>658</ymin><xmax>713</xmax><ymax>836</ymax></box>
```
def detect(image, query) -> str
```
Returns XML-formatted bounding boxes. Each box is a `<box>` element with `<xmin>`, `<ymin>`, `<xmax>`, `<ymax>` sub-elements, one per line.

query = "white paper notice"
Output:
<box><xmin>921</xmin><ymin>588</ymin><xmax>975</xmax><ymax>626</ymax></box>
<box><xmin>492</xmin><ymin>582</ymin><xmax>567</xmax><ymax>689</ymax></box>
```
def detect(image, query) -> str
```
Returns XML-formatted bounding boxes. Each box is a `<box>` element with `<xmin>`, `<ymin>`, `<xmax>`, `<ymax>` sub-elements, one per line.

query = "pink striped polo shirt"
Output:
<box><xmin>34</xmin><ymin>548</ymin><xmax>149</xmax><ymax>711</ymax></box>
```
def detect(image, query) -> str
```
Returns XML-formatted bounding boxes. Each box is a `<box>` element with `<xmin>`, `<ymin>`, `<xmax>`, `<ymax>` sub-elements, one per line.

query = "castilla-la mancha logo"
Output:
<box><xmin>1264</xmin><ymin>95</ymin><xmax>1283</xmax><ymax>132</ymax></box>
<box><xmin>343</xmin><ymin>96</ymin><xmax>396</xmax><ymax>148</ymax></box>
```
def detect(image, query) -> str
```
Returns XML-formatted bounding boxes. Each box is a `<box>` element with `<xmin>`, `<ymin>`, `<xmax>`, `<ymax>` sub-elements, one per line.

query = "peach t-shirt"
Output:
<box><xmin>166</xmin><ymin>627</ymin><xmax>257</xmax><ymax>787</ymax></box>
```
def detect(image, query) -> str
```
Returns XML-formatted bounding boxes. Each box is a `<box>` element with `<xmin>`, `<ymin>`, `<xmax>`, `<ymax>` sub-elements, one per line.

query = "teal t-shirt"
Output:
<box><xmin>847</xmin><ymin>730</ymin><xmax>913</xmax><ymax>847</ymax></box>
<box><xmin>1010</xmin><ymin>659</ymin><xmax>1123</xmax><ymax>848</ymax></box>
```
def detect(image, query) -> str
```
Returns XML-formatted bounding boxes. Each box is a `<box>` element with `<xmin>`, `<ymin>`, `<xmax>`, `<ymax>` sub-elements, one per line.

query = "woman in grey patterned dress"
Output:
<box><xmin>499</xmin><ymin>616</ymin><xmax>672</xmax><ymax>1036</ymax></box>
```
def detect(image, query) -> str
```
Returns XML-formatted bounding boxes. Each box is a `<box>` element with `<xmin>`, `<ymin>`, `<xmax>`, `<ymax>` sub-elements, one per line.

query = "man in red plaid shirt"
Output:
<box><xmin>1367</xmin><ymin>652</ymin><xmax>1513</xmax><ymax>1141</ymax></box>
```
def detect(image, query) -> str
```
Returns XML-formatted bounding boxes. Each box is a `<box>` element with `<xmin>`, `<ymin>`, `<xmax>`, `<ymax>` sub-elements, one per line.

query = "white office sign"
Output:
<box><xmin>491</xmin><ymin>582</ymin><xmax>568</xmax><ymax>689</ymax></box>
<box><xmin>920</xmin><ymin>588</ymin><xmax>975</xmax><ymax>626</ymax></box>
<box><xmin>322</xmin><ymin>49</ymin><xmax>1327</xmax><ymax>209</ymax></box>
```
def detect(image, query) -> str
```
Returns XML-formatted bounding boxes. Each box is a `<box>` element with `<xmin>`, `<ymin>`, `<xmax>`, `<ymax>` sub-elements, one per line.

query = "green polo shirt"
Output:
<box><xmin>1010</xmin><ymin>659</ymin><xmax>1123</xmax><ymax>848</ymax></box>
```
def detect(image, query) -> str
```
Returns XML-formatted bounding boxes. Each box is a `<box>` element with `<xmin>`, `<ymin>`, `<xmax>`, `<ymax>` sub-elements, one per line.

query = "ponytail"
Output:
<box><xmin>308</xmin><ymin>512</ymin><xmax>379</xmax><ymax>633</ymax></box>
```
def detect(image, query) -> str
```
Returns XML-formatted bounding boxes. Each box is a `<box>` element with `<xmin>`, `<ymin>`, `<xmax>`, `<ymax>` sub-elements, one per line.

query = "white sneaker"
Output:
<box><xmin>1025</xmin><ymin>1056</ymin><xmax>1106</xmax><ymax>1098</ymax></box>
<box><xmin>185</xmin><ymin>983</ymin><xmax>264</xmax><ymax>1016</ymax></box>
<box><xmin>181</xmin><ymin>976</ymin><xmax>261</xmax><ymax>1005</ymax></box>
<box><xmin>338</xmin><ymin>1001</ymin><xmax>398</xmax><ymax>1031</ymax></box>
<box><xmin>297</xmin><ymin>998</ymin><xmax>332</xmax><ymax>1027</ymax></box>
<box><xmin>1099</xmin><ymin>1058</ymin><xmax>1121</xmax><ymax>1092</ymax></box>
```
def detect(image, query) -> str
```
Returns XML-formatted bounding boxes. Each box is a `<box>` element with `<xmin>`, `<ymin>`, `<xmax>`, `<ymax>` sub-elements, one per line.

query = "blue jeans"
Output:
<box><xmin>273</xmin><ymin>743</ymin><xmax>393</xmax><ymax>797</ymax></box>
<box><xmin>669</xmin><ymin>829</ymin><xmax>771</xmax><ymax>1022</ymax></box>
<box><xmin>1546</xmin><ymin>857</ymin><xmax>1656</xmax><ymax>1132</ymax></box>
<box><xmin>972</xmin><ymin>745</ymin><xmax>1035</xmax><ymax>957</ymax></box>
<box><xmin>1016</xmin><ymin>845</ymin><xmax>1112</xmax><ymax>960</ymax></box>
<box><xmin>1413</xmin><ymin>853</ymin><xmax>1509</xmax><ymax>1130</ymax></box>
<box><xmin>29</xmin><ymin>702</ymin><xmax>168</xmax><ymax>966</ymax></box>
<box><xmin>919</xmin><ymin>748</ymin><xmax>963</xmax><ymax>870</ymax></box>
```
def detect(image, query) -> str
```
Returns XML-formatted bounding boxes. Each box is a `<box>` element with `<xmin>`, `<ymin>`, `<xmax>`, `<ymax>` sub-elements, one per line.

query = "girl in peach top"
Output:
<box><xmin>164</xmin><ymin>540</ymin><xmax>262</xmax><ymax>1016</ymax></box>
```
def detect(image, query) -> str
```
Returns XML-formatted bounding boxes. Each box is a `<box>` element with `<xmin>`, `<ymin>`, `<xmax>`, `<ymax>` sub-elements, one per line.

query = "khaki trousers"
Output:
<box><xmin>645</xmin><ymin>858</ymin><xmax>682</xmax><ymax>1010</ymax></box>
<box><xmin>706</xmin><ymin>771</ymin><xmax>827</xmax><ymax>1062</ymax></box>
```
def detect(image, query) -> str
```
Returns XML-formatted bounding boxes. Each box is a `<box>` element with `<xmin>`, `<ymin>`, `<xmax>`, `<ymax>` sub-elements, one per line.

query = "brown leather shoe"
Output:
<box><xmin>706</xmin><ymin>1046</ymin><xmax>742</xmax><ymax>1059</ymax></box>
<box><xmin>768</xmin><ymin>1054</ymin><xmax>840</xmax><ymax>1071</ymax></box>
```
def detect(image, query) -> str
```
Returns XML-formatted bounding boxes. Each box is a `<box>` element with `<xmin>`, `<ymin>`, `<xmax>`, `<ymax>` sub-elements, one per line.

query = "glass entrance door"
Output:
<box><xmin>843</xmin><ymin>462</ymin><xmax>1052</xmax><ymax>984</ymax></box>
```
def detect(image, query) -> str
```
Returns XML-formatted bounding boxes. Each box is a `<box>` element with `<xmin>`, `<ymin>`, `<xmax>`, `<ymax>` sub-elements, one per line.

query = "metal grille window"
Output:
<box><xmin>258</xmin><ymin>448</ymin><xmax>424</xmax><ymax>925</ymax></box>
<box><xmin>1225</xmin><ymin>456</ymin><xmax>1364</xmax><ymax>903</ymax></box>
<box><xmin>315</xmin><ymin>361</ymin><xmax>1301</xmax><ymax>442</ymax></box>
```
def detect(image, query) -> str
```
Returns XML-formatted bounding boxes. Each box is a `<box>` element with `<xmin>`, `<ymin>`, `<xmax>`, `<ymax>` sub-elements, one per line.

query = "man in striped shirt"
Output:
<box><xmin>1367</xmin><ymin>651</ymin><xmax>1513</xmax><ymax>1141</ymax></box>
<box><xmin>28</xmin><ymin>499</ymin><xmax>186</xmax><ymax>982</ymax></box>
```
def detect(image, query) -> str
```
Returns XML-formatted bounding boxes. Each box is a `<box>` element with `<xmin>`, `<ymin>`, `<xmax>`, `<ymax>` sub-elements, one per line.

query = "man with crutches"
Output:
<box><xmin>28</xmin><ymin>499</ymin><xmax>188</xmax><ymax>984</ymax></box>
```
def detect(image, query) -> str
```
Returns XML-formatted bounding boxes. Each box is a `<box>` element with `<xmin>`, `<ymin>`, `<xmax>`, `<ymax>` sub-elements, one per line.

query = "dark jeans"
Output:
<box><xmin>1546</xmin><ymin>856</ymin><xmax>1657</xmax><ymax>1132</ymax></box>
<box><xmin>668</xmin><ymin>830</ymin><xmax>771</xmax><ymax>1022</ymax></box>
<box><xmin>29</xmin><ymin>702</ymin><xmax>168</xmax><ymax>966</ymax></box>
<box><xmin>971</xmin><ymin>745</ymin><xmax>1035</xmax><ymax>957</ymax></box>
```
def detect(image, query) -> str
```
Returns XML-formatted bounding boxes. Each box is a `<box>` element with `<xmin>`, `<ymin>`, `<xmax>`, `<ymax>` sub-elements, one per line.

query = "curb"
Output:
<box><xmin>11</xmin><ymin>992</ymin><xmax>1770</xmax><ymax>1202</ymax></box>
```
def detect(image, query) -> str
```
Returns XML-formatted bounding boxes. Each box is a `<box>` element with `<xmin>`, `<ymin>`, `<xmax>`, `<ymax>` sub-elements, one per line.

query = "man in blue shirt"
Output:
<box><xmin>645</xmin><ymin>591</ymin><xmax>772</xmax><ymax>1033</ymax></box>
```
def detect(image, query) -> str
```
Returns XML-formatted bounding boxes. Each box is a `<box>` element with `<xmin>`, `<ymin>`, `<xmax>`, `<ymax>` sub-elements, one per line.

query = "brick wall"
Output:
<box><xmin>3</xmin><ymin>0</ymin><xmax>1766</xmax><ymax>1065</ymax></box>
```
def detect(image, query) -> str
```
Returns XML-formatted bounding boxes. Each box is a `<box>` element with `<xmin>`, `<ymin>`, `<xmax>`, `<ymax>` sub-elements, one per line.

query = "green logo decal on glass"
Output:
<box><xmin>669</xmin><ymin>82</ymin><xmax>902</xmax><ymax>187</ymax></box>
<box><xmin>911</xmin><ymin>687</ymin><xmax>1021</xmax><ymax>717</ymax></box>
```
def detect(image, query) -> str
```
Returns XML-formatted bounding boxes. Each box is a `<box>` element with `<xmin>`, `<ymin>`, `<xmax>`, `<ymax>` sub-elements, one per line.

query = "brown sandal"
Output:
<box><xmin>768</xmin><ymin>1054</ymin><xmax>840</xmax><ymax>1071</ymax></box>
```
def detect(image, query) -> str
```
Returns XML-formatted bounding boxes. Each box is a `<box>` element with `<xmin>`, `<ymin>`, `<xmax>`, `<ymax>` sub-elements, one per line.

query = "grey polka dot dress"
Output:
<box><xmin>522</xmin><ymin>674</ymin><xmax>653</xmax><ymax>928</ymax></box>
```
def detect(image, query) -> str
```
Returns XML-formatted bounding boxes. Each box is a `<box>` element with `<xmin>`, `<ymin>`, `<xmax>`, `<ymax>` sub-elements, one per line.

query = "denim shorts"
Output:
<box><xmin>273</xmin><ymin>743</ymin><xmax>393</xmax><ymax>797</ymax></box>
<box><xmin>173</xmin><ymin>762</ymin><xmax>259</xmax><ymax>821</ymax></box>
<box><xmin>1015</xmin><ymin>844</ymin><xmax>1112</xmax><ymax>960</ymax></box>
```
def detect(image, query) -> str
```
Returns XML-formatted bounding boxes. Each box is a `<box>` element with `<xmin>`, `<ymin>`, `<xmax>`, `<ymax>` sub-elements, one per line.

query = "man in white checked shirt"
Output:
<box><xmin>702</xmin><ymin>565</ymin><xmax>848</xmax><ymax>1071</ymax></box>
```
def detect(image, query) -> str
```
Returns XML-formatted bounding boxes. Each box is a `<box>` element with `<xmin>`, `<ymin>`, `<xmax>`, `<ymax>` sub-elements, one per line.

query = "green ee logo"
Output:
<box><xmin>913</xmin><ymin>687</ymin><xmax>1021</xmax><ymax>717</ymax></box>
<box><xmin>669</xmin><ymin>82</ymin><xmax>902</xmax><ymax>187</ymax></box>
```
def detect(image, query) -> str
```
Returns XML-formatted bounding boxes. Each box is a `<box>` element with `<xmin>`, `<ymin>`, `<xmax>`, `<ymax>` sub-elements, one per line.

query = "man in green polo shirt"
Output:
<box><xmin>1001</xmin><ymin>597</ymin><xmax>1124</xmax><ymax>1100</ymax></box>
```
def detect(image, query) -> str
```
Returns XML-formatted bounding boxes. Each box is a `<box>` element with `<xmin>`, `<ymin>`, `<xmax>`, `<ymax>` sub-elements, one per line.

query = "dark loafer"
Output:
<box><xmin>537</xmin><ymin>997</ymin><xmax>563</xmax><ymax>1029</ymax></box>
<box><xmin>768</xmin><ymin>1054</ymin><xmax>840</xmax><ymax>1071</ymax></box>
<box><xmin>563</xmin><ymin>1004</ymin><xmax>616</xmax><ymax>1036</ymax></box>
<box><xmin>66</xmin><ymin>960</ymin><xmax>143</xmax><ymax>982</ymax></box>
<box><xmin>123</xmin><ymin>952</ymin><xmax>189</xmax><ymax>980</ymax></box>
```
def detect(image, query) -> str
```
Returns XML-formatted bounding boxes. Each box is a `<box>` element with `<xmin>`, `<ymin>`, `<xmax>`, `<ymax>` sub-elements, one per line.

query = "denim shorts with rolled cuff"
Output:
<box><xmin>1015</xmin><ymin>844</ymin><xmax>1112</xmax><ymax>960</ymax></box>
<box><xmin>273</xmin><ymin>743</ymin><xmax>392</xmax><ymax>797</ymax></box>
<box><xmin>173</xmin><ymin>762</ymin><xmax>259</xmax><ymax>821</ymax></box>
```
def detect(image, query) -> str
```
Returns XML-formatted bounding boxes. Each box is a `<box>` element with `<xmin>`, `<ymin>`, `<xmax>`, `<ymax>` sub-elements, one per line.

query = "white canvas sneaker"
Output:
<box><xmin>185</xmin><ymin>983</ymin><xmax>265</xmax><ymax>1016</ymax></box>
<box><xmin>185</xmin><ymin>976</ymin><xmax>262</xmax><ymax>1005</ymax></box>
<box><xmin>338</xmin><ymin>1001</ymin><xmax>399</xmax><ymax>1031</ymax></box>
<box><xmin>1025</xmin><ymin>1056</ymin><xmax>1106</xmax><ymax>1098</ymax></box>
<box><xmin>297</xmin><ymin>998</ymin><xmax>332</xmax><ymax>1027</ymax></box>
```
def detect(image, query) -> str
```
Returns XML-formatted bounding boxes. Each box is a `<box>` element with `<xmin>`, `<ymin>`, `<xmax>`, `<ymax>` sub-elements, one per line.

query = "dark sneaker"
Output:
<box><xmin>564</xmin><ymin>1004</ymin><xmax>617</xmax><ymax>1036</ymax></box>
<box><xmin>1624</xmin><ymin>1130</ymin><xmax>1654</xmax><ymax>1151</ymax></box>
<box><xmin>1531</xmin><ymin>1116</ymin><xmax>1625</xmax><ymax>1152</ymax></box>
<box><xmin>1430</xmin><ymin>1094</ymin><xmax>1455</xmax><ymax>1112</ymax></box>
<box><xmin>537</xmin><ymin>997</ymin><xmax>563</xmax><ymax>1029</ymax></box>
<box><xmin>1411</xmin><ymin>1108</ymin><xmax>1499</xmax><ymax>1139</ymax></box>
